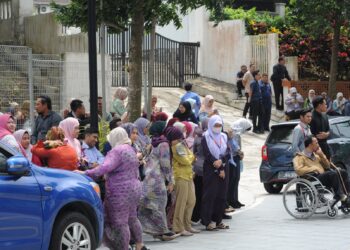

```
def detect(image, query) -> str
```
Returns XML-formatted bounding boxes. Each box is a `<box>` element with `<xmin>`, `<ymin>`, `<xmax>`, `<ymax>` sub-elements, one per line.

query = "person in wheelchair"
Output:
<box><xmin>293</xmin><ymin>136</ymin><xmax>350</xmax><ymax>206</ymax></box>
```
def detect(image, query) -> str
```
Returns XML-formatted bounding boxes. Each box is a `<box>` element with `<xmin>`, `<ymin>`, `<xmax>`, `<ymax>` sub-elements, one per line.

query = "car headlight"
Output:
<box><xmin>89</xmin><ymin>182</ymin><xmax>101</xmax><ymax>198</ymax></box>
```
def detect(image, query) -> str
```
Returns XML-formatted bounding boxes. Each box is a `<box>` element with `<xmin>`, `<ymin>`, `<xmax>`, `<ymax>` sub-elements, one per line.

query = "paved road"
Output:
<box><xmin>99</xmin><ymin>88</ymin><xmax>350</xmax><ymax>250</ymax></box>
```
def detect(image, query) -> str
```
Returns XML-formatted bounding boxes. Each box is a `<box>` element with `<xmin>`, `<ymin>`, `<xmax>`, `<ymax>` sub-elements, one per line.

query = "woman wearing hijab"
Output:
<box><xmin>166</xmin><ymin>117</ymin><xmax>180</xmax><ymax>129</ymax></box>
<box><xmin>191</xmin><ymin>118</ymin><xmax>208</xmax><ymax>224</ymax></box>
<box><xmin>32</xmin><ymin>127</ymin><xmax>78</xmax><ymax>170</ymax></box>
<box><xmin>199</xmin><ymin>95</ymin><xmax>215</xmax><ymax>121</ymax></box>
<box><xmin>13</xmin><ymin>129</ymin><xmax>31</xmax><ymax>160</ymax></box>
<box><xmin>134</xmin><ymin>117</ymin><xmax>151</xmax><ymax>148</ymax></box>
<box><xmin>59</xmin><ymin>117</ymin><xmax>81</xmax><ymax>159</ymax></box>
<box><xmin>77</xmin><ymin>127</ymin><xmax>149</xmax><ymax>250</ymax></box>
<box><xmin>138</xmin><ymin>121</ymin><xmax>179</xmax><ymax>241</ymax></box>
<box><xmin>0</xmin><ymin>114</ymin><xmax>23</xmax><ymax>154</ymax></box>
<box><xmin>154</xmin><ymin>112</ymin><xmax>169</xmax><ymax>122</ymax></box>
<box><xmin>333</xmin><ymin>92</ymin><xmax>346</xmax><ymax>115</ymax></box>
<box><xmin>182</xmin><ymin>121</ymin><xmax>197</xmax><ymax>150</ymax></box>
<box><xmin>201</xmin><ymin>115</ymin><xmax>230</xmax><ymax>231</ymax></box>
<box><xmin>165</xmin><ymin>127</ymin><xmax>199</xmax><ymax>236</ymax></box>
<box><xmin>121</xmin><ymin>122</ymin><xmax>146</xmax><ymax>179</ymax></box>
<box><xmin>111</xmin><ymin>87</ymin><xmax>128</xmax><ymax>118</ymax></box>
<box><xmin>173</xmin><ymin>101</ymin><xmax>198</xmax><ymax>124</ymax></box>
<box><xmin>226</xmin><ymin>118</ymin><xmax>251</xmax><ymax>210</ymax></box>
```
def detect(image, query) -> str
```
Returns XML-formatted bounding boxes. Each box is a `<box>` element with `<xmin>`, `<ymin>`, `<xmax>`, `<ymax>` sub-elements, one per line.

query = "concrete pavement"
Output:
<box><xmin>99</xmin><ymin>88</ymin><xmax>350</xmax><ymax>250</ymax></box>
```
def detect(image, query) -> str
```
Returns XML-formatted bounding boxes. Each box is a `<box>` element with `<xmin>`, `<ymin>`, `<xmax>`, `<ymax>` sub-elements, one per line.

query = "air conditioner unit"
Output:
<box><xmin>39</xmin><ymin>5</ymin><xmax>51</xmax><ymax>14</ymax></box>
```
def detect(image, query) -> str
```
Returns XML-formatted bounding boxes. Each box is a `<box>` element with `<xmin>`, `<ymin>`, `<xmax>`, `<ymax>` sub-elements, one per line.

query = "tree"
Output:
<box><xmin>52</xmin><ymin>0</ymin><xmax>233</xmax><ymax>121</ymax></box>
<box><xmin>292</xmin><ymin>0</ymin><xmax>350</xmax><ymax>97</ymax></box>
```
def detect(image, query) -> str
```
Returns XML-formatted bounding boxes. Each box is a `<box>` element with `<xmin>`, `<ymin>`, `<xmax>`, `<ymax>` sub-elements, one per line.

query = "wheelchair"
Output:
<box><xmin>283</xmin><ymin>174</ymin><xmax>350</xmax><ymax>219</ymax></box>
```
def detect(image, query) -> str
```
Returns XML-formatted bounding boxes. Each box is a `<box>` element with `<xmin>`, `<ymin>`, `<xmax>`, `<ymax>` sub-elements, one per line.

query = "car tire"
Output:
<box><xmin>49</xmin><ymin>212</ymin><xmax>96</xmax><ymax>250</ymax></box>
<box><xmin>264</xmin><ymin>183</ymin><xmax>283</xmax><ymax>194</ymax></box>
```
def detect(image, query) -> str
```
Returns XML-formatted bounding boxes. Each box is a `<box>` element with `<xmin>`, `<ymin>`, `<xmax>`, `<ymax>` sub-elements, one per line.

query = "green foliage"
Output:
<box><xmin>52</xmin><ymin>0</ymin><xmax>234</xmax><ymax>33</ymax></box>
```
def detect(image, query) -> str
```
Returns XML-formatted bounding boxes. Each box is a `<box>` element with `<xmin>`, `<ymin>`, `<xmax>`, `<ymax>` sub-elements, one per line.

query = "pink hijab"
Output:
<box><xmin>0</xmin><ymin>114</ymin><xmax>13</xmax><ymax>139</ymax></box>
<box><xmin>59</xmin><ymin>118</ymin><xmax>81</xmax><ymax>158</ymax></box>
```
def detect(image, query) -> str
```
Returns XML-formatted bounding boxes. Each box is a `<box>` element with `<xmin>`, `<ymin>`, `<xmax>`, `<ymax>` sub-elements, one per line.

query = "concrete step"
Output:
<box><xmin>187</xmin><ymin>76</ymin><xmax>286</xmax><ymax>122</ymax></box>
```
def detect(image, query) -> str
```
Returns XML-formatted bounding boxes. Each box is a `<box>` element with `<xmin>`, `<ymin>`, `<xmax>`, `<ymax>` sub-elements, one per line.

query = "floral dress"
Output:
<box><xmin>138</xmin><ymin>141</ymin><xmax>174</xmax><ymax>235</ymax></box>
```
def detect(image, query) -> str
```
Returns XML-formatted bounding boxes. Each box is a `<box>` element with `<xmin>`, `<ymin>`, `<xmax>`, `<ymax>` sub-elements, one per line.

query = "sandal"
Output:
<box><xmin>206</xmin><ymin>222</ymin><xmax>217</xmax><ymax>231</ymax></box>
<box><xmin>216</xmin><ymin>222</ymin><xmax>230</xmax><ymax>229</ymax></box>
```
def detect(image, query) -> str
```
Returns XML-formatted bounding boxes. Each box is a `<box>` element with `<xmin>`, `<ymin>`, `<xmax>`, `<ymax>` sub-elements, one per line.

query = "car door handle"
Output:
<box><xmin>44</xmin><ymin>186</ymin><xmax>53</xmax><ymax>192</ymax></box>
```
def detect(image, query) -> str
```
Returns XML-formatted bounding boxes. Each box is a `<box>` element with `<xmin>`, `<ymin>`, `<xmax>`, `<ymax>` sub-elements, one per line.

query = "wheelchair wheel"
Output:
<box><xmin>327</xmin><ymin>207</ymin><xmax>338</xmax><ymax>218</ymax></box>
<box><xmin>283</xmin><ymin>178</ymin><xmax>318</xmax><ymax>219</ymax></box>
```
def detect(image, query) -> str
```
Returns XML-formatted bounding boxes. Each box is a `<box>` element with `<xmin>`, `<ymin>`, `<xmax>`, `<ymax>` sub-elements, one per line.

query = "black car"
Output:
<box><xmin>259</xmin><ymin>116</ymin><xmax>350</xmax><ymax>194</ymax></box>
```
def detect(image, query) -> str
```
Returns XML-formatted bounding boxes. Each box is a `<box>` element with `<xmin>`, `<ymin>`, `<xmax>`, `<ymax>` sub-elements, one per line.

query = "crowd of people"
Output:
<box><xmin>0</xmin><ymin>83</ymin><xmax>252</xmax><ymax>250</ymax></box>
<box><xmin>236</xmin><ymin>56</ymin><xmax>350</xmax><ymax>134</ymax></box>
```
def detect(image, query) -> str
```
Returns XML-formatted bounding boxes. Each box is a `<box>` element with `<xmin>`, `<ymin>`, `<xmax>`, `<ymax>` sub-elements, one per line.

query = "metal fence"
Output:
<box><xmin>250</xmin><ymin>34</ymin><xmax>269</xmax><ymax>75</ymax></box>
<box><xmin>103</xmin><ymin>28</ymin><xmax>200</xmax><ymax>87</ymax></box>
<box><xmin>0</xmin><ymin>45</ymin><xmax>63</xmax><ymax>132</ymax></box>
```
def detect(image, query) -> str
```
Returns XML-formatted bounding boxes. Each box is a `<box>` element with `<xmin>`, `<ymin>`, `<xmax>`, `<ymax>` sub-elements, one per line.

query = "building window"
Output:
<box><xmin>0</xmin><ymin>0</ymin><xmax>11</xmax><ymax>20</ymax></box>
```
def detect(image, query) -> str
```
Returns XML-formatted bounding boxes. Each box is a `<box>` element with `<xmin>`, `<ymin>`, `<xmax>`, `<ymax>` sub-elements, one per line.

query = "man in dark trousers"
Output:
<box><xmin>271</xmin><ymin>57</ymin><xmax>291</xmax><ymax>110</ymax></box>
<box><xmin>259</xmin><ymin>73</ymin><xmax>272</xmax><ymax>132</ymax></box>
<box><xmin>236</xmin><ymin>65</ymin><xmax>247</xmax><ymax>98</ymax></box>
<box><xmin>250</xmin><ymin>70</ymin><xmax>263</xmax><ymax>134</ymax></box>
<box><xmin>310</xmin><ymin>96</ymin><xmax>331</xmax><ymax>159</ymax></box>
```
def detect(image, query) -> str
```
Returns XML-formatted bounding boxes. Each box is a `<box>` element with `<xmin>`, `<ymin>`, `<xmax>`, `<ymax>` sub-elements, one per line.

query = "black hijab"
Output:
<box><xmin>173</xmin><ymin>101</ymin><xmax>195</xmax><ymax>122</ymax></box>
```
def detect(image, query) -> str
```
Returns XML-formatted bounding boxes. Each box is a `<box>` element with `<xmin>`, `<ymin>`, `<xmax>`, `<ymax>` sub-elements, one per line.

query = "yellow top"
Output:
<box><xmin>171</xmin><ymin>142</ymin><xmax>195</xmax><ymax>181</ymax></box>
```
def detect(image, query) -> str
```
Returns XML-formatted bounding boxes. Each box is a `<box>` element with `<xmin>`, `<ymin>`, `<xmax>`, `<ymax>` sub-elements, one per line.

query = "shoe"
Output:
<box><xmin>225</xmin><ymin>206</ymin><xmax>235</xmax><ymax>213</ymax></box>
<box><xmin>140</xmin><ymin>246</ymin><xmax>150</xmax><ymax>250</ymax></box>
<box><xmin>238</xmin><ymin>94</ymin><xmax>243</xmax><ymax>98</ymax></box>
<box><xmin>237</xmin><ymin>201</ymin><xmax>245</xmax><ymax>207</ymax></box>
<box><xmin>161</xmin><ymin>232</ymin><xmax>180</xmax><ymax>241</ymax></box>
<box><xmin>253</xmin><ymin>129</ymin><xmax>263</xmax><ymax>134</ymax></box>
<box><xmin>206</xmin><ymin>222</ymin><xmax>217</xmax><ymax>231</ymax></box>
<box><xmin>248</xmin><ymin>116</ymin><xmax>253</xmax><ymax>120</ymax></box>
<box><xmin>191</xmin><ymin>220</ymin><xmax>201</xmax><ymax>226</ymax></box>
<box><xmin>265</xmin><ymin>128</ymin><xmax>270</xmax><ymax>132</ymax></box>
<box><xmin>222</xmin><ymin>214</ymin><xmax>232</xmax><ymax>219</ymax></box>
<box><xmin>177</xmin><ymin>230</ymin><xmax>193</xmax><ymax>236</ymax></box>
<box><xmin>187</xmin><ymin>227</ymin><xmax>201</xmax><ymax>233</ymax></box>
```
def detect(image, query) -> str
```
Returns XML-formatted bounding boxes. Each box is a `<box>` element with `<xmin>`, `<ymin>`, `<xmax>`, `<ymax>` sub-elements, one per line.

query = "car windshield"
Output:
<box><xmin>267</xmin><ymin>126</ymin><xmax>294</xmax><ymax>144</ymax></box>
<box><xmin>335</xmin><ymin>121</ymin><xmax>350</xmax><ymax>138</ymax></box>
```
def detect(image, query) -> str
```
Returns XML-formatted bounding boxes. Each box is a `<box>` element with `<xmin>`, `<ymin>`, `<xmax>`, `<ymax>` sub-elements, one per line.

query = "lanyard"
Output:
<box><xmin>210</xmin><ymin>134</ymin><xmax>222</xmax><ymax>149</ymax></box>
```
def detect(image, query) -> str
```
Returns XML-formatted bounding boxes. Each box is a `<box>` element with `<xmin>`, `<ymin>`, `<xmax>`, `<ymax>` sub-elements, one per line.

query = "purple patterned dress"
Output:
<box><xmin>86</xmin><ymin>144</ymin><xmax>142</xmax><ymax>250</ymax></box>
<box><xmin>138</xmin><ymin>142</ymin><xmax>174</xmax><ymax>235</ymax></box>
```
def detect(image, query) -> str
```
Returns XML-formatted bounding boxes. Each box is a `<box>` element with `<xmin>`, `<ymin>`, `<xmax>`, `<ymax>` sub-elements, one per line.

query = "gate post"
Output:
<box><xmin>28</xmin><ymin>48</ymin><xmax>35</xmax><ymax>133</ymax></box>
<box><xmin>178</xmin><ymin>43</ymin><xmax>184</xmax><ymax>88</ymax></box>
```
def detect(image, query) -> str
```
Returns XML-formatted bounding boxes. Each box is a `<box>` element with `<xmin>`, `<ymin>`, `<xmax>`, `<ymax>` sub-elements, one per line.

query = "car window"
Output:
<box><xmin>267</xmin><ymin>126</ymin><xmax>295</xmax><ymax>144</ymax></box>
<box><xmin>336</xmin><ymin>121</ymin><xmax>350</xmax><ymax>138</ymax></box>
<box><xmin>0</xmin><ymin>152</ymin><xmax>7</xmax><ymax>173</ymax></box>
<box><xmin>0</xmin><ymin>146</ymin><xmax>14</xmax><ymax>173</ymax></box>
<box><xmin>330</xmin><ymin>124</ymin><xmax>341</xmax><ymax>138</ymax></box>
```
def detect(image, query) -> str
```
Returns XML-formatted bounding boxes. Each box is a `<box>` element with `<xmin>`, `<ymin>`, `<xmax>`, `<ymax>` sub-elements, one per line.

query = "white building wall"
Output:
<box><xmin>62</xmin><ymin>52</ymin><xmax>112</xmax><ymax>113</ymax></box>
<box><xmin>156</xmin><ymin>7</ymin><xmax>280</xmax><ymax>84</ymax></box>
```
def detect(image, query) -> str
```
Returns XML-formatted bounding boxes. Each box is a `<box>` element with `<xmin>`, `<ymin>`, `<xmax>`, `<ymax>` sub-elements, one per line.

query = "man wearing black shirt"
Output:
<box><xmin>236</xmin><ymin>65</ymin><xmax>247</xmax><ymax>98</ymax></box>
<box><xmin>271</xmin><ymin>57</ymin><xmax>291</xmax><ymax>110</ymax></box>
<box><xmin>310</xmin><ymin>96</ymin><xmax>331</xmax><ymax>159</ymax></box>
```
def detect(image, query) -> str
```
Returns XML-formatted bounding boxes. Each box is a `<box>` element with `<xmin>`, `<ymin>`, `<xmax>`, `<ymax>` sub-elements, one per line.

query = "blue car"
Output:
<box><xmin>260</xmin><ymin>116</ymin><xmax>350</xmax><ymax>194</ymax></box>
<box><xmin>0</xmin><ymin>141</ymin><xmax>103</xmax><ymax>250</ymax></box>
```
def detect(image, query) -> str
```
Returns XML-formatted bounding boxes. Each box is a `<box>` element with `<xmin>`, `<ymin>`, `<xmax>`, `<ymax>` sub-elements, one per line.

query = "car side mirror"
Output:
<box><xmin>6</xmin><ymin>156</ymin><xmax>31</xmax><ymax>176</ymax></box>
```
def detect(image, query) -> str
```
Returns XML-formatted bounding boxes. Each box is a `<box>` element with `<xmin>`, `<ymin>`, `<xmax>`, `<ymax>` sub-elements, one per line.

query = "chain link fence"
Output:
<box><xmin>0</xmin><ymin>45</ymin><xmax>63</xmax><ymax>133</ymax></box>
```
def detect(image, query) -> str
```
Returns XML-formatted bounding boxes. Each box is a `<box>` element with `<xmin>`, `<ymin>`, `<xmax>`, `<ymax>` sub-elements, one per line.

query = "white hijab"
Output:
<box><xmin>107</xmin><ymin>127</ymin><xmax>131</xmax><ymax>148</ymax></box>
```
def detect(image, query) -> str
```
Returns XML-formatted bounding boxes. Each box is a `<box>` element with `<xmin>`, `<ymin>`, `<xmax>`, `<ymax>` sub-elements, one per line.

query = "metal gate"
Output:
<box><xmin>103</xmin><ymin>29</ymin><xmax>199</xmax><ymax>87</ymax></box>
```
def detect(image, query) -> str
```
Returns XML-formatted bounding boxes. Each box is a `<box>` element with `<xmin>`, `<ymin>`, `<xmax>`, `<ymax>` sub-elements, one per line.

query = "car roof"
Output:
<box><xmin>271</xmin><ymin>116</ymin><xmax>350</xmax><ymax>129</ymax></box>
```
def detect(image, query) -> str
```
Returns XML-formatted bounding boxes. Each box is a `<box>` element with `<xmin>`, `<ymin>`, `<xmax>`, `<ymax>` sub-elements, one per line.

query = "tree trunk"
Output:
<box><xmin>328</xmin><ymin>15</ymin><xmax>341</xmax><ymax>98</ymax></box>
<box><xmin>128</xmin><ymin>0</ymin><xmax>144</xmax><ymax>122</ymax></box>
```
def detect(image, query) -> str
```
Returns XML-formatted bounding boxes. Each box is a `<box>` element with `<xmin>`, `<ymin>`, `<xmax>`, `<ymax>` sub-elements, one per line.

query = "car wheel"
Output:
<box><xmin>49</xmin><ymin>212</ymin><xmax>96</xmax><ymax>250</ymax></box>
<box><xmin>264</xmin><ymin>183</ymin><xmax>283</xmax><ymax>194</ymax></box>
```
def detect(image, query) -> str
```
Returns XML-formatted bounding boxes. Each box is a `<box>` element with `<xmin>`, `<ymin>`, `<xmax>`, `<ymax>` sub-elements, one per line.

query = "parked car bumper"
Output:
<box><xmin>259</xmin><ymin>161</ymin><xmax>296</xmax><ymax>184</ymax></box>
